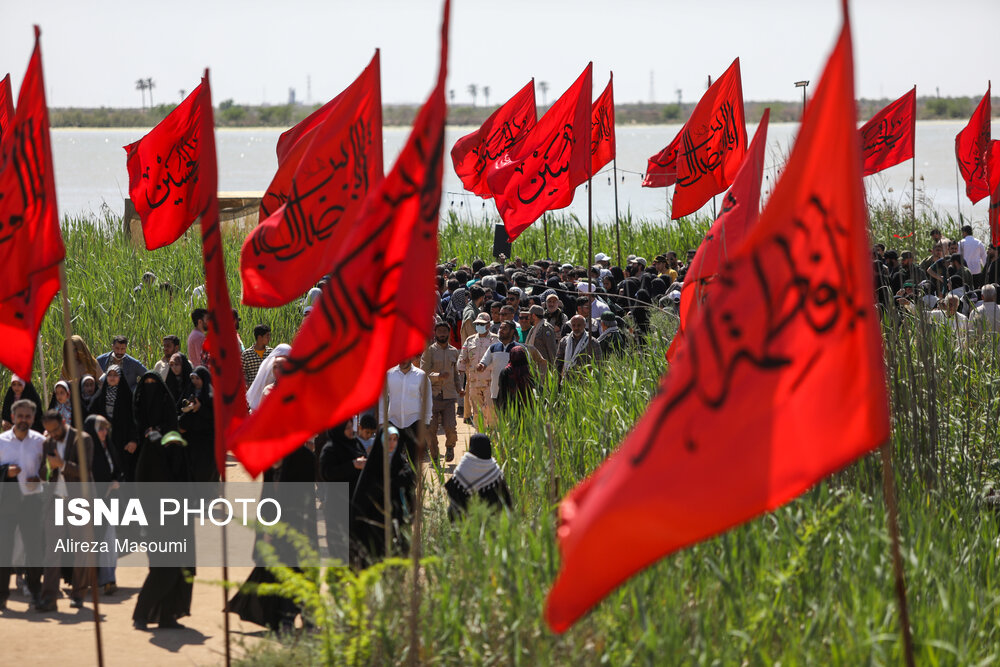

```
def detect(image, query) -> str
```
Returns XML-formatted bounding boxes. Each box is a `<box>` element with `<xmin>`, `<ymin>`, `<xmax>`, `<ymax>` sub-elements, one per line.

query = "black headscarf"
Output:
<box><xmin>88</xmin><ymin>368</ymin><xmax>137</xmax><ymax>453</ymax></box>
<box><xmin>2</xmin><ymin>377</ymin><xmax>44</xmax><ymax>432</ymax></box>
<box><xmin>350</xmin><ymin>428</ymin><xmax>416</xmax><ymax>564</ymax></box>
<box><xmin>134</xmin><ymin>371</ymin><xmax>179</xmax><ymax>437</ymax></box>
<box><xmin>186</xmin><ymin>366</ymin><xmax>213</xmax><ymax>402</ymax></box>
<box><xmin>165</xmin><ymin>354</ymin><xmax>194</xmax><ymax>406</ymax></box>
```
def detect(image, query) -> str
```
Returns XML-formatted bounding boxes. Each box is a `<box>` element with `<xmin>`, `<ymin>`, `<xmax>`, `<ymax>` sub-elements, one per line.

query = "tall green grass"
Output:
<box><xmin>2</xmin><ymin>209</ymin><xmax>997</xmax><ymax>665</ymax></box>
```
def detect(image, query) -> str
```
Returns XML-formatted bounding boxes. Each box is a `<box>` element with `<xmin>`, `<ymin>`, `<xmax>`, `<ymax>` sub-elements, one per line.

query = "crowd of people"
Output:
<box><xmin>2</xmin><ymin>226</ymin><xmax>998</xmax><ymax>632</ymax></box>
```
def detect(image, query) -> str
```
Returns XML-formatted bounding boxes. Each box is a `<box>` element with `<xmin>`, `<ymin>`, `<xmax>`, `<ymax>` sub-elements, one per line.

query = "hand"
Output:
<box><xmin>5</xmin><ymin>464</ymin><xmax>20</xmax><ymax>478</ymax></box>
<box><xmin>459</xmin><ymin>389</ymin><xmax>465</xmax><ymax>397</ymax></box>
<box><xmin>191</xmin><ymin>397</ymin><xmax>201</xmax><ymax>412</ymax></box>
<box><xmin>109</xmin><ymin>480</ymin><xmax>120</xmax><ymax>492</ymax></box>
<box><xmin>353</xmin><ymin>457</ymin><xmax>367</xmax><ymax>470</ymax></box>
<box><xmin>47</xmin><ymin>453</ymin><xmax>64</xmax><ymax>470</ymax></box>
<box><xmin>125</xmin><ymin>441</ymin><xmax>138</xmax><ymax>454</ymax></box>
<box><xmin>476</xmin><ymin>363</ymin><xmax>485</xmax><ymax>372</ymax></box>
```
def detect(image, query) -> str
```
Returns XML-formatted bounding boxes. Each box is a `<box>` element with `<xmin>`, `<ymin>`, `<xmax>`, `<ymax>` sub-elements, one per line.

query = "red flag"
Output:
<box><xmin>451</xmin><ymin>80</ymin><xmax>536</xmax><ymax>198</ymax></box>
<box><xmin>0</xmin><ymin>266</ymin><xmax>59</xmax><ymax>380</ymax></box>
<box><xmin>955</xmin><ymin>84</ymin><xmax>991</xmax><ymax>205</ymax></box>
<box><xmin>670</xmin><ymin>109</ymin><xmax>770</xmax><ymax>361</ymax></box>
<box><xmin>591</xmin><ymin>75</ymin><xmax>615</xmax><ymax>174</ymax></box>
<box><xmin>124</xmin><ymin>80</ymin><xmax>215</xmax><ymax>250</ymax></box>
<box><xmin>240</xmin><ymin>54</ymin><xmax>384</xmax><ymax>307</ymax></box>
<box><xmin>229</xmin><ymin>0</ymin><xmax>451</xmax><ymax>476</ymax></box>
<box><xmin>672</xmin><ymin>59</ymin><xmax>748</xmax><ymax>219</ymax></box>
<box><xmin>180</xmin><ymin>71</ymin><xmax>249</xmax><ymax>478</ymax></box>
<box><xmin>0</xmin><ymin>74</ymin><xmax>13</xmax><ymax>150</ymax></box>
<box><xmin>546</xmin><ymin>3</ymin><xmax>889</xmax><ymax>632</ymax></box>
<box><xmin>257</xmin><ymin>52</ymin><xmax>382</xmax><ymax>222</ymax></box>
<box><xmin>487</xmin><ymin>64</ymin><xmax>593</xmax><ymax>242</ymax></box>
<box><xmin>0</xmin><ymin>27</ymin><xmax>64</xmax><ymax>304</ymax></box>
<box><xmin>641</xmin><ymin>133</ymin><xmax>680</xmax><ymax>188</ymax></box>
<box><xmin>860</xmin><ymin>87</ymin><xmax>916</xmax><ymax>176</ymax></box>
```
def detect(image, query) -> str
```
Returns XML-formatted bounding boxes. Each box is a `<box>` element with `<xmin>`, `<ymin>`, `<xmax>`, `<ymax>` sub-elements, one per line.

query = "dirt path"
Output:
<box><xmin>0</xmin><ymin>420</ymin><xmax>478</xmax><ymax>666</ymax></box>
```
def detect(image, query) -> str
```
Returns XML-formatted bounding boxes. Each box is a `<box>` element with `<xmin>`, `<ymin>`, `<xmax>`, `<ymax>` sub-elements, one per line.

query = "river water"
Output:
<box><xmin>52</xmin><ymin>121</ymin><xmax>993</xmax><ymax>231</ymax></box>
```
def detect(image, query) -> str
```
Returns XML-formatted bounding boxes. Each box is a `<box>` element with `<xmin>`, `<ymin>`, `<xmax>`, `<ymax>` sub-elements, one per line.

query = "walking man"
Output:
<box><xmin>421</xmin><ymin>322</ymin><xmax>462</xmax><ymax>462</ymax></box>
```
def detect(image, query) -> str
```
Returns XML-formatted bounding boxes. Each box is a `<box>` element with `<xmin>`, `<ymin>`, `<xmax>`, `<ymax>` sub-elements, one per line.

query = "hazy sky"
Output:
<box><xmin>1</xmin><ymin>0</ymin><xmax>996</xmax><ymax>109</ymax></box>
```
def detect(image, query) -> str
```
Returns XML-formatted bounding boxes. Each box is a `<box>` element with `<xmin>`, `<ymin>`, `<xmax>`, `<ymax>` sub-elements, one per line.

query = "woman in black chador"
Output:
<box><xmin>164</xmin><ymin>352</ymin><xmax>194</xmax><ymax>406</ymax></box>
<box><xmin>87</xmin><ymin>365</ymin><xmax>140</xmax><ymax>481</ymax></box>
<box><xmin>178</xmin><ymin>366</ymin><xmax>218</xmax><ymax>482</ymax></box>
<box><xmin>349</xmin><ymin>426</ymin><xmax>416</xmax><ymax>566</ymax></box>
<box><xmin>131</xmin><ymin>372</ymin><xmax>193</xmax><ymax>631</ymax></box>
<box><xmin>444</xmin><ymin>433</ymin><xmax>512</xmax><ymax>520</ymax></box>
<box><xmin>229</xmin><ymin>440</ymin><xmax>318</xmax><ymax>634</ymax></box>
<box><xmin>1</xmin><ymin>374</ymin><xmax>44</xmax><ymax>432</ymax></box>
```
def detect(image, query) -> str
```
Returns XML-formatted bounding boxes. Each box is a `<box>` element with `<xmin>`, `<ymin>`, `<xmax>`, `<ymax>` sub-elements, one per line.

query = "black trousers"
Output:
<box><xmin>0</xmin><ymin>492</ymin><xmax>44</xmax><ymax>603</ymax></box>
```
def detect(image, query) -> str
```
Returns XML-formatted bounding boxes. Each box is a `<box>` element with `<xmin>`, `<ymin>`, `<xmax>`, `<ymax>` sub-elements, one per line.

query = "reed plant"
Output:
<box><xmin>1</xmin><ymin>208</ymin><xmax>997</xmax><ymax>665</ymax></box>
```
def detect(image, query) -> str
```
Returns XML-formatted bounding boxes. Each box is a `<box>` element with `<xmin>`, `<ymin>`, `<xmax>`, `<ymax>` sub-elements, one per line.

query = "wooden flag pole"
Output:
<box><xmin>543</xmin><ymin>213</ymin><xmax>551</xmax><ymax>259</ymax></box>
<box><xmin>382</xmin><ymin>381</ymin><xmax>392</xmax><ymax>555</ymax></box>
<box><xmin>955</xmin><ymin>163</ymin><xmax>964</xmax><ymax>225</ymax></box>
<box><xmin>879</xmin><ymin>440</ymin><xmax>916</xmax><ymax>667</ymax></box>
<box><xmin>587</xmin><ymin>176</ymin><xmax>594</xmax><ymax>289</ymax></box>
<box><xmin>612</xmin><ymin>158</ymin><xmax>623</xmax><ymax>267</ymax></box>
<box><xmin>409</xmin><ymin>378</ymin><xmax>428</xmax><ymax>666</ymax></box>
<box><xmin>37</xmin><ymin>332</ymin><xmax>49</xmax><ymax>401</ymax></box>
<box><xmin>911</xmin><ymin>89</ymin><xmax>917</xmax><ymax>243</ymax></box>
<box><xmin>58</xmin><ymin>263</ymin><xmax>105</xmax><ymax>667</ymax></box>
<box><xmin>220</xmin><ymin>445</ymin><xmax>232</xmax><ymax>667</ymax></box>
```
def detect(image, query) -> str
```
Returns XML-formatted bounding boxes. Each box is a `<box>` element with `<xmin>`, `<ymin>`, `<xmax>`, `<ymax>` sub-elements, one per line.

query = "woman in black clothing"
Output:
<box><xmin>2</xmin><ymin>374</ymin><xmax>44</xmax><ymax>432</ymax></box>
<box><xmin>349</xmin><ymin>426</ymin><xmax>416</xmax><ymax>566</ymax></box>
<box><xmin>131</xmin><ymin>372</ymin><xmax>192</xmax><ymax>631</ymax></box>
<box><xmin>84</xmin><ymin>415</ymin><xmax>123</xmax><ymax>595</ymax></box>
<box><xmin>496</xmin><ymin>346</ymin><xmax>535</xmax><ymax>413</ymax></box>
<box><xmin>229</xmin><ymin>440</ymin><xmax>318</xmax><ymax>634</ymax></box>
<box><xmin>178</xmin><ymin>366</ymin><xmax>217</xmax><ymax>482</ymax></box>
<box><xmin>319</xmin><ymin>420</ymin><xmax>367</xmax><ymax>561</ymax></box>
<box><xmin>164</xmin><ymin>353</ymin><xmax>194</xmax><ymax>406</ymax></box>
<box><xmin>87</xmin><ymin>365</ymin><xmax>139</xmax><ymax>481</ymax></box>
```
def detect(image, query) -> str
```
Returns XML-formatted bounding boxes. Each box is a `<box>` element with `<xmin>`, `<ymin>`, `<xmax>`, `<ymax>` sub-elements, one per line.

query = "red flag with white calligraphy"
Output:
<box><xmin>672</xmin><ymin>59</ymin><xmax>748</xmax><ymax>219</ymax></box>
<box><xmin>0</xmin><ymin>27</ymin><xmax>64</xmax><ymax>305</ymax></box>
<box><xmin>451</xmin><ymin>80</ymin><xmax>536</xmax><ymax>198</ymax></box>
<box><xmin>642</xmin><ymin>132</ymin><xmax>680</xmax><ymax>188</ymax></box>
<box><xmin>546</xmin><ymin>3</ymin><xmax>889</xmax><ymax>632</ymax></box>
<box><xmin>591</xmin><ymin>75</ymin><xmax>615</xmax><ymax>174</ymax></box>
<box><xmin>487</xmin><ymin>64</ymin><xmax>592</xmax><ymax>242</ymax></box>
<box><xmin>860</xmin><ymin>87</ymin><xmax>915</xmax><ymax>176</ymax></box>
<box><xmin>124</xmin><ymin>80</ymin><xmax>215</xmax><ymax>250</ymax></box>
<box><xmin>955</xmin><ymin>85</ymin><xmax>991</xmax><ymax>205</ymax></box>
<box><xmin>240</xmin><ymin>54</ymin><xmax>383</xmax><ymax>307</ymax></box>
<box><xmin>669</xmin><ymin>109</ymin><xmax>770</xmax><ymax>361</ymax></box>
<box><xmin>229</xmin><ymin>0</ymin><xmax>451</xmax><ymax>476</ymax></box>
<box><xmin>0</xmin><ymin>74</ymin><xmax>13</xmax><ymax>150</ymax></box>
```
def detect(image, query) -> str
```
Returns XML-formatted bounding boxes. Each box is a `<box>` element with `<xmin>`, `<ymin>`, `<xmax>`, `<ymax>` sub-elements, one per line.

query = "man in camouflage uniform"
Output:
<box><xmin>457</xmin><ymin>312</ymin><xmax>498</xmax><ymax>429</ymax></box>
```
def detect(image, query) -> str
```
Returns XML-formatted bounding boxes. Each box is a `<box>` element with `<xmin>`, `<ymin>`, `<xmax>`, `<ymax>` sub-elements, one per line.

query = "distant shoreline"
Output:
<box><xmin>48</xmin><ymin>96</ymin><xmax>1000</xmax><ymax>130</ymax></box>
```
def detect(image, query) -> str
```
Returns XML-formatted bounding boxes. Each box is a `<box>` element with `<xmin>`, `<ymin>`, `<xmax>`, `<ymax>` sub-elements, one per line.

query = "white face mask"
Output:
<box><xmin>475</xmin><ymin>324</ymin><xmax>488</xmax><ymax>334</ymax></box>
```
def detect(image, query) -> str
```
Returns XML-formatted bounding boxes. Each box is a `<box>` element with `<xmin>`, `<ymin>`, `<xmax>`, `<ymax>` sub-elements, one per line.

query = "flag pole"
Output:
<box><xmin>543</xmin><ymin>213</ymin><xmax>551</xmax><ymax>259</ymax></box>
<box><xmin>37</xmin><ymin>332</ymin><xmax>49</xmax><ymax>402</ymax></box>
<box><xmin>612</xmin><ymin>158</ymin><xmax>622</xmax><ymax>267</ymax></box>
<box><xmin>58</xmin><ymin>262</ymin><xmax>105</xmax><ymax>667</ymax></box>
<box><xmin>587</xmin><ymin>176</ymin><xmax>594</xmax><ymax>289</ymax></box>
<box><xmin>220</xmin><ymin>447</ymin><xmax>231</xmax><ymax>667</ymax></box>
<box><xmin>955</xmin><ymin>164</ymin><xmax>964</xmax><ymax>225</ymax></box>
<box><xmin>711</xmin><ymin>194</ymin><xmax>717</xmax><ymax>220</ymax></box>
<box><xmin>382</xmin><ymin>381</ymin><xmax>392</xmax><ymax>555</ymax></box>
<box><xmin>409</xmin><ymin>379</ymin><xmax>427</xmax><ymax>666</ymax></box>
<box><xmin>879</xmin><ymin>440</ymin><xmax>916</xmax><ymax>667</ymax></box>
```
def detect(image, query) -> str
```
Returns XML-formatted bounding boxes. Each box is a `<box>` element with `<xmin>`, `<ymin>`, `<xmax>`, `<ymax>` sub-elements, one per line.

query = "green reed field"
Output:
<box><xmin>3</xmin><ymin>204</ymin><xmax>998</xmax><ymax>665</ymax></box>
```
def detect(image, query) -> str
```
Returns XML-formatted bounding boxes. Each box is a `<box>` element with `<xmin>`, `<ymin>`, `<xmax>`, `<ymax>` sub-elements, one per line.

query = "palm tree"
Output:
<box><xmin>538</xmin><ymin>81</ymin><xmax>549</xmax><ymax>106</ymax></box>
<box><xmin>145</xmin><ymin>78</ymin><xmax>155</xmax><ymax>107</ymax></box>
<box><xmin>449</xmin><ymin>89</ymin><xmax>455</xmax><ymax>105</ymax></box>
<box><xmin>179</xmin><ymin>89</ymin><xmax>186</xmax><ymax>102</ymax></box>
<box><xmin>135</xmin><ymin>79</ymin><xmax>147</xmax><ymax>110</ymax></box>
<box><xmin>467</xmin><ymin>83</ymin><xmax>478</xmax><ymax>107</ymax></box>
<box><xmin>483</xmin><ymin>86</ymin><xmax>490</xmax><ymax>107</ymax></box>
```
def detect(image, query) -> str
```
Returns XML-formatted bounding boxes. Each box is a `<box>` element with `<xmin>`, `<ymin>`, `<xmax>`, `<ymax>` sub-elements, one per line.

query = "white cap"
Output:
<box><xmin>594</xmin><ymin>252</ymin><xmax>611</xmax><ymax>263</ymax></box>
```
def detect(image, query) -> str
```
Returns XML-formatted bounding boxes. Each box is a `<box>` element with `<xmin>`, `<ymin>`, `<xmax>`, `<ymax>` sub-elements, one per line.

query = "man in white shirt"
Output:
<box><xmin>477</xmin><ymin>320</ymin><xmax>523</xmax><ymax>404</ymax></box>
<box><xmin>0</xmin><ymin>400</ymin><xmax>45</xmax><ymax>610</ymax></box>
<box><xmin>379</xmin><ymin>356</ymin><xmax>432</xmax><ymax>462</ymax></box>
<box><xmin>958</xmin><ymin>225</ymin><xmax>988</xmax><ymax>288</ymax></box>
